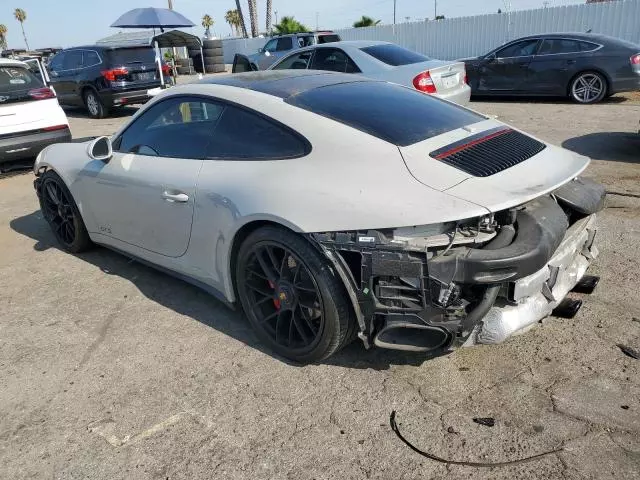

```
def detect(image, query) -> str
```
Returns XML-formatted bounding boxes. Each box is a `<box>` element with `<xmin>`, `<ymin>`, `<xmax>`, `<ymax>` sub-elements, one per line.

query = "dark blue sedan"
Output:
<box><xmin>462</xmin><ymin>33</ymin><xmax>640</xmax><ymax>104</ymax></box>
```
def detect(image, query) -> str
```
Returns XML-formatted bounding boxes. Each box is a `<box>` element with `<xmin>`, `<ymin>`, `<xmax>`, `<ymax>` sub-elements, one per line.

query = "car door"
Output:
<box><xmin>309</xmin><ymin>48</ymin><xmax>361</xmax><ymax>73</ymax></box>
<box><xmin>49</xmin><ymin>50</ymin><xmax>84</xmax><ymax>105</ymax></box>
<box><xmin>528</xmin><ymin>38</ymin><xmax>586</xmax><ymax>94</ymax></box>
<box><xmin>476</xmin><ymin>39</ymin><xmax>540</xmax><ymax>93</ymax></box>
<box><xmin>257</xmin><ymin>37</ymin><xmax>294</xmax><ymax>70</ymax></box>
<box><xmin>80</xmin><ymin>96</ymin><xmax>224</xmax><ymax>258</ymax></box>
<box><xmin>47</xmin><ymin>52</ymin><xmax>66</xmax><ymax>99</ymax></box>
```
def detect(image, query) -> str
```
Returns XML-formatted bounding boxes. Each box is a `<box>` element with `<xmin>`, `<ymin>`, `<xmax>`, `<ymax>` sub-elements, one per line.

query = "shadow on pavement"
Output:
<box><xmin>63</xmin><ymin>105</ymin><xmax>139</xmax><ymax>119</ymax></box>
<box><xmin>562</xmin><ymin>132</ymin><xmax>640</xmax><ymax>163</ymax></box>
<box><xmin>10</xmin><ymin>210</ymin><xmax>432</xmax><ymax>370</ymax></box>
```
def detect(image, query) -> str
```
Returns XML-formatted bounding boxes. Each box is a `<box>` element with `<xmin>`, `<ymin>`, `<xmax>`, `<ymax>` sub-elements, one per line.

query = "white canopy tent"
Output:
<box><xmin>151</xmin><ymin>30</ymin><xmax>205</xmax><ymax>87</ymax></box>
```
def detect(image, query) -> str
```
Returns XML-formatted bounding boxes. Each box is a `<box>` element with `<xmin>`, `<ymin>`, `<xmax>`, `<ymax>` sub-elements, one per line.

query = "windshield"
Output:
<box><xmin>361</xmin><ymin>44</ymin><xmax>430</xmax><ymax>66</ymax></box>
<box><xmin>286</xmin><ymin>81</ymin><xmax>484</xmax><ymax>146</ymax></box>
<box><xmin>0</xmin><ymin>65</ymin><xmax>44</xmax><ymax>104</ymax></box>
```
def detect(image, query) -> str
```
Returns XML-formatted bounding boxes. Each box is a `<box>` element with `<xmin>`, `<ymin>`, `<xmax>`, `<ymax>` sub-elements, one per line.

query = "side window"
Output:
<box><xmin>207</xmin><ymin>105</ymin><xmax>307</xmax><ymax>160</ymax></box>
<box><xmin>276</xmin><ymin>37</ymin><xmax>294</xmax><ymax>51</ymax></box>
<box><xmin>48</xmin><ymin>53</ymin><xmax>64</xmax><ymax>72</ymax></box>
<box><xmin>298</xmin><ymin>36</ymin><xmax>314</xmax><ymax>47</ymax></box>
<box><xmin>496</xmin><ymin>39</ymin><xmax>539</xmax><ymax>58</ymax></box>
<box><xmin>272</xmin><ymin>50</ymin><xmax>314</xmax><ymax>70</ymax></box>
<box><xmin>538</xmin><ymin>39</ymin><xmax>580</xmax><ymax>55</ymax></box>
<box><xmin>310</xmin><ymin>48</ymin><xmax>361</xmax><ymax>73</ymax></box>
<box><xmin>116</xmin><ymin>97</ymin><xmax>224</xmax><ymax>158</ymax></box>
<box><xmin>62</xmin><ymin>50</ymin><xmax>83</xmax><ymax>70</ymax></box>
<box><xmin>579</xmin><ymin>41</ymin><xmax>599</xmax><ymax>52</ymax></box>
<box><xmin>84</xmin><ymin>50</ymin><xmax>101</xmax><ymax>67</ymax></box>
<box><xmin>263</xmin><ymin>39</ymin><xmax>277</xmax><ymax>53</ymax></box>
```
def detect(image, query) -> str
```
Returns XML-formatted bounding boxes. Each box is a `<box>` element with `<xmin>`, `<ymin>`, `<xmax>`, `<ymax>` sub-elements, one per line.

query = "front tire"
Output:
<box><xmin>235</xmin><ymin>226</ymin><xmax>354</xmax><ymax>363</ymax></box>
<box><xmin>83</xmin><ymin>89</ymin><xmax>108</xmax><ymax>119</ymax></box>
<box><xmin>38</xmin><ymin>171</ymin><xmax>92</xmax><ymax>253</ymax></box>
<box><xmin>569</xmin><ymin>71</ymin><xmax>607</xmax><ymax>104</ymax></box>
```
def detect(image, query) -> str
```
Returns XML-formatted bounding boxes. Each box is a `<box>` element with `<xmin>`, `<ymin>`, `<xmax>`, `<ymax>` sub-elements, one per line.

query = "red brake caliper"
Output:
<box><xmin>269</xmin><ymin>281</ymin><xmax>281</xmax><ymax>309</ymax></box>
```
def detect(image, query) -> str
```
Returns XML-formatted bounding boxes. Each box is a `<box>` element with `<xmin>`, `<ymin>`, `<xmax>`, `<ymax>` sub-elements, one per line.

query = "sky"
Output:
<box><xmin>1</xmin><ymin>0</ymin><xmax>587</xmax><ymax>50</ymax></box>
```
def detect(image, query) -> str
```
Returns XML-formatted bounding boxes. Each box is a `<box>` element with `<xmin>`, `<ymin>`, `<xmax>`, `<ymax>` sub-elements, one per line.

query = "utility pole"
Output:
<box><xmin>167</xmin><ymin>0</ymin><xmax>173</xmax><ymax>9</ymax></box>
<box><xmin>274</xmin><ymin>10</ymin><xmax>278</xmax><ymax>26</ymax></box>
<box><xmin>393</xmin><ymin>0</ymin><xmax>396</xmax><ymax>25</ymax></box>
<box><xmin>434</xmin><ymin>0</ymin><xmax>437</xmax><ymax>19</ymax></box>
<box><xmin>316</xmin><ymin>12</ymin><xmax>319</xmax><ymax>31</ymax></box>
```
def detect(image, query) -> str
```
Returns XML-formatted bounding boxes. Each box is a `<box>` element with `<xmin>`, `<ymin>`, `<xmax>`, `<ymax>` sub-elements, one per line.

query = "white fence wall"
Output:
<box><xmin>221</xmin><ymin>0</ymin><xmax>640</xmax><ymax>63</ymax></box>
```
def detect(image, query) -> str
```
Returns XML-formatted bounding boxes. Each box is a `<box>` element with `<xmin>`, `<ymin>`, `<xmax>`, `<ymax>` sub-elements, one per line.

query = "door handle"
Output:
<box><xmin>162</xmin><ymin>191</ymin><xmax>189</xmax><ymax>203</ymax></box>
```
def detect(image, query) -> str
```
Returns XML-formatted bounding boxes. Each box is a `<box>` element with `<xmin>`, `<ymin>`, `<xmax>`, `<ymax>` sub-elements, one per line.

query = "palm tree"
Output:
<box><xmin>353</xmin><ymin>16</ymin><xmax>381</xmax><ymax>28</ymax></box>
<box><xmin>202</xmin><ymin>14</ymin><xmax>214</xmax><ymax>38</ymax></box>
<box><xmin>14</xmin><ymin>8</ymin><xmax>29</xmax><ymax>50</ymax></box>
<box><xmin>273</xmin><ymin>16</ymin><xmax>308</xmax><ymax>35</ymax></box>
<box><xmin>235</xmin><ymin>0</ymin><xmax>248</xmax><ymax>37</ymax></box>
<box><xmin>266</xmin><ymin>0</ymin><xmax>272</xmax><ymax>34</ymax></box>
<box><xmin>225</xmin><ymin>10</ymin><xmax>237</xmax><ymax>36</ymax></box>
<box><xmin>0</xmin><ymin>24</ymin><xmax>7</xmax><ymax>51</ymax></box>
<box><xmin>248</xmin><ymin>0</ymin><xmax>258</xmax><ymax>38</ymax></box>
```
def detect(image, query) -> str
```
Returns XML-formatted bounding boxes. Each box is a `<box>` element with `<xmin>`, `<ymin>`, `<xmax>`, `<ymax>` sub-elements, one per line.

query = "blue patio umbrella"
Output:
<box><xmin>111</xmin><ymin>7</ymin><xmax>195</xmax><ymax>30</ymax></box>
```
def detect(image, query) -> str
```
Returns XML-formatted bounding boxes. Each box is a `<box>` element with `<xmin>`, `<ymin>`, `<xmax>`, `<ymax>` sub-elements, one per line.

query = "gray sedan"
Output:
<box><xmin>462</xmin><ymin>33</ymin><xmax>640</xmax><ymax>104</ymax></box>
<box><xmin>267</xmin><ymin>41</ymin><xmax>471</xmax><ymax>105</ymax></box>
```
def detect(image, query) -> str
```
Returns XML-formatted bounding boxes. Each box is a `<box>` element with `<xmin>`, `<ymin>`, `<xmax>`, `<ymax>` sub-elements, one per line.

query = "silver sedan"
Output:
<box><xmin>268</xmin><ymin>40</ymin><xmax>471</xmax><ymax>105</ymax></box>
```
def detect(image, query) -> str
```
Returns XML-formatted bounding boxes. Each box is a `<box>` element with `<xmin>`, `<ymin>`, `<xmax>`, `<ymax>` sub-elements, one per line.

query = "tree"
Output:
<box><xmin>266</xmin><ymin>0</ymin><xmax>273</xmax><ymax>33</ymax></box>
<box><xmin>14</xmin><ymin>8</ymin><xmax>29</xmax><ymax>50</ymax></box>
<box><xmin>202</xmin><ymin>14</ymin><xmax>214</xmax><ymax>38</ymax></box>
<box><xmin>0</xmin><ymin>24</ymin><xmax>7</xmax><ymax>51</ymax></box>
<box><xmin>248</xmin><ymin>0</ymin><xmax>258</xmax><ymax>37</ymax></box>
<box><xmin>225</xmin><ymin>10</ymin><xmax>239</xmax><ymax>36</ymax></box>
<box><xmin>435</xmin><ymin>15</ymin><xmax>445</xmax><ymax>20</ymax></box>
<box><xmin>273</xmin><ymin>16</ymin><xmax>308</xmax><ymax>35</ymax></box>
<box><xmin>497</xmin><ymin>8</ymin><xmax>502</xmax><ymax>13</ymax></box>
<box><xmin>353</xmin><ymin>16</ymin><xmax>381</xmax><ymax>28</ymax></box>
<box><xmin>234</xmin><ymin>0</ymin><xmax>248</xmax><ymax>37</ymax></box>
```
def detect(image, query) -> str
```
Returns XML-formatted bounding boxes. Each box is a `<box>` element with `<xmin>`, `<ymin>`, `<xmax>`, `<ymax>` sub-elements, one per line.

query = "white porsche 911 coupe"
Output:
<box><xmin>33</xmin><ymin>71</ymin><xmax>604</xmax><ymax>363</ymax></box>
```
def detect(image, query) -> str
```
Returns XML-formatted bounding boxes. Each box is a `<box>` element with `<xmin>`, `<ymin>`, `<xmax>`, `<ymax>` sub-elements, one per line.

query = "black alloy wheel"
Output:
<box><xmin>38</xmin><ymin>171</ymin><xmax>92</xmax><ymax>253</ymax></box>
<box><xmin>236</xmin><ymin>226</ymin><xmax>354</xmax><ymax>363</ymax></box>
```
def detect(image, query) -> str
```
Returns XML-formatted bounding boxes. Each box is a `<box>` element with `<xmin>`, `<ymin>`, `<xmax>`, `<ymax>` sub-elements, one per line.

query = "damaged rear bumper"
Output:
<box><xmin>312</xmin><ymin>177</ymin><xmax>605</xmax><ymax>354</ymax></box>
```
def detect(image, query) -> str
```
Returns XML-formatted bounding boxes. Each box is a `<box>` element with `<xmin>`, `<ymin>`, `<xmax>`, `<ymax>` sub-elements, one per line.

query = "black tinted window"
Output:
<box><xmin>48</xmin><ymin>53</ymin><xmax>64</xmax><ymax>71</ymax></box>
<box><xmin>538</xmin><ymin>39</ymin><xmax>580</xmax><ymax>55</ymax></box>
<box><xmin>62</xmin><ymin>51</ymin><xmax>83</xmax><ymax>70</ymax></box>
<box><xmin>579</xmin><ymin>41</ymin><xmax>599</xmax><ymax>52</ymax></box>
<box><xmin>318</xmin><ymin>34</ymin><xmax>340</xmax><ymax>44</ymax></box>
<box><xmin>496</xmin><ymin>39</ymin><xmax>539</xmax><ymax>58</ymax></box>
<box><xmin>310</xmin><ymin>48</ymin><xmax>361</xmax><ymax>73</ymax></box>
<box><xmin>107</xmin><ymin>47</ymin><xmax>155</xmax><ymax>65</ymax></box>
<box><xmin>0</xmin><ymin>65</ymin><xmax>43</xmax><ymax>101</ymax></box>
<box><xmin>273</xmin><ymin>51</ymin><xmax>313</xmax><ymax>70</ymax></box>
<box><xmin>276</xmin><ymin>37</ymin><xmax>294</xmax><ymax>51</ymax></box>
<box><xmin>263</xmin><ymin>39</ymin><xmax>278</xmax><ymax>52</ymax></box>
<box><xmin>116</xmin><ymin>97</ymin><xmax>224</xmax><ymax>158</ymax></box>
<box><xmin>84</xmin><ymin>50</ymin><xmax>101</xmax><ymax>66</ymax></box>
<box><xmin>287</xmin><ymin>81</ymin><xmax>484</xmax><ymax>146</ymax></box>
<box><xmin>207</xmin><ymin>105</ymin><xmax>307</xmax><ymax>159</ymax></box>
<box><xmin>361</xmin><ymin>44</ymin><xmax>429</xmax><ymax>66</ymax></box>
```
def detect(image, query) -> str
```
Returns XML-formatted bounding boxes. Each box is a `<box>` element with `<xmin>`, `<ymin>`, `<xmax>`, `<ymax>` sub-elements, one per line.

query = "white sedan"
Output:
<box><xmin>33</xmin><ymin>71</ymin><xmax>603</xmax><ymax>363</ymax></box>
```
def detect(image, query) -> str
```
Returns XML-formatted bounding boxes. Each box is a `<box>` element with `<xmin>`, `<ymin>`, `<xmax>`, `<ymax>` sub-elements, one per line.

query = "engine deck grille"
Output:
<box><xmin>430</xmin><ymin>127</ymin><xmax>546</xmax><ymax>177</ymax></box>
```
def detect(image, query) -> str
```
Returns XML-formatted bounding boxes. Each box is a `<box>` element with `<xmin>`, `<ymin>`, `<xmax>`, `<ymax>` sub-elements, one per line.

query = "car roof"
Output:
<box><xmin>0</xmin><ymin>57</ymin><xmax>27</xmax><ymax>67</ymax></box>
<box><xmin>60</xmin><ymin>45</ymin><xmax>152</xmax><ymax>51</ymax></box>
<box><xmin>198</xmin><ymin>70</ymin><xmax>377</xmax><ymax>99</ymax></box>
<box><xmin>515</xmin><ymin>32</ymin><xmax>635</xmax><ymax>45</ymax></box>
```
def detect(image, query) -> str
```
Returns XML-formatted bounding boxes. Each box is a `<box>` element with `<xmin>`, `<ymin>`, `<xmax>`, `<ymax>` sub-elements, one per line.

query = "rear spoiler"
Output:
<box><xmin>232</xmin><ymin>54</ymin><xmax>259</xmax><ymax>74</ymax></box>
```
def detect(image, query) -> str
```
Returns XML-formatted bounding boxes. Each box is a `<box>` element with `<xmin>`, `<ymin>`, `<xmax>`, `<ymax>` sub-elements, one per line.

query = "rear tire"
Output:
<box><xmin>235</xmin><ymin>226</ymin><xmax>354</xmax><ymax>363</ymax></box>
<box><xmin>83</xmin><ymin>89</ymin><xmax>108</xmax><ymax>119</ymax></box>
<box><xmin>205</xmin><ymin>64</ymin><xmax>226</xmax><ymax>74</ymax></box>
<box><xmin>569</xmin><ymin>71</ymin><xmax>607</xmax><ymax>104</ymax></box>
<box><xmin>38</xmin><ymin>170</ymin><xmax>92</xmax><ymax>253</ymax></box>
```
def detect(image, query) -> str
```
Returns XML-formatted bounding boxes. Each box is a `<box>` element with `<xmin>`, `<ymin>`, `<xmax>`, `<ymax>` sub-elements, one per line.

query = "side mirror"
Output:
<box><xmin>87</xmin><ymin>136</ymin><xmax>113</xmax><ymax>162</ymax></box>
<box><xmin>258</xmin><ymin>47</ymin><xmax>264</xmax><ymax>53</ymax></box>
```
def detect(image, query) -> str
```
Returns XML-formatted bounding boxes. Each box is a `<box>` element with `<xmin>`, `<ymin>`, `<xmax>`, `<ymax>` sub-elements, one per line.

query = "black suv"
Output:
<box><xmin>48</xmin><ymin>45</ymin><xmax>167</xmax><ymax>118</ymax></box>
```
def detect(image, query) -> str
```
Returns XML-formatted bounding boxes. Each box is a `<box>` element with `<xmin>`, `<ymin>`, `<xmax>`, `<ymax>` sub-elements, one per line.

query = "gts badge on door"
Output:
<box><xmin>99</xmin><ymin>225</ymin><xmax>112</xmax><ymax>234</ymax></box>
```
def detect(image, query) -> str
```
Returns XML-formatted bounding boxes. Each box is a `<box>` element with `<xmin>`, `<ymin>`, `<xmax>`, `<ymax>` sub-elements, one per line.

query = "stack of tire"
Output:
<box><xmin>189</xmin><ymin>39</ymin><xmax>225</xmax><ymax>75</ymax></box>
<box><xmin>175</xmin><ymin>56</ymin><xmax>194</xmax><ymax>76</ymax></box>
